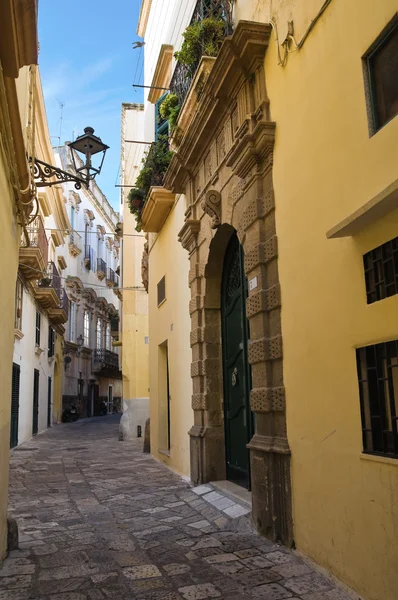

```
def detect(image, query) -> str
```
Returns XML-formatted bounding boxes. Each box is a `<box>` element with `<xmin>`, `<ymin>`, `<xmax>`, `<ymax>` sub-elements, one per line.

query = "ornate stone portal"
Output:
<box><xmin>165</xmin><ymin>21</ymin><xmax>293</xmax><ymax>546</ymax></box>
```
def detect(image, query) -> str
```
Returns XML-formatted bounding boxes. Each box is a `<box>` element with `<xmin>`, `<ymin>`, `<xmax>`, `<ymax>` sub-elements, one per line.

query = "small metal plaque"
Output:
<box><xmin>249</xmin><ymin>276</ymin><xmax>258</xmax><ymax>291</ymax></box>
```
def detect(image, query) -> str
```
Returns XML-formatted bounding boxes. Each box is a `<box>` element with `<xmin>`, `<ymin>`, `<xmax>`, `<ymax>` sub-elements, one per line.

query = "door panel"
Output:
<box><xmin>33</xmin><ymin>369</ymin><xmax>39</xmax><ymax>436</ymax></box>
<box><xmin>10</xmin><ymin>363</ymin><xmax>20</xmax><ymax>449</ymax></box>
<box><xmin>221</xmin><ymin>234</ymin><xmax>252</xmax><ymax>488</ymax></box>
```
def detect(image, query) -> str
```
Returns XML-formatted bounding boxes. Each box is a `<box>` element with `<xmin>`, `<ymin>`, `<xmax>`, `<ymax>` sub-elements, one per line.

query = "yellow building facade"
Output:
<box><xmin>138</xmin><ymin>1</ymin><xmax>398</xmax><ymax>599</ymax></box>
<box><xmin>0</xmin><ymin>0</ymin><xmax>39</xmax><ymax>559</ymax></box>
<box><xmin>120</xmin><ymin>104</ymin><xmax>150</xmax><ymax>439</ymax></box>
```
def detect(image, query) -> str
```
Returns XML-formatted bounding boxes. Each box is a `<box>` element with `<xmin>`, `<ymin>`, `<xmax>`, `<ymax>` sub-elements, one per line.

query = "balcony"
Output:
<box><xmin>92</xmin><ymin>349</ymin><xmax>120</xmax><ymax>378</ymax></box>
<box><xmin>48</xmin><ymin>288</ymin><xmax>69</xmax><ymax>326</ymax></box>
<box><xmin>35</xmin><ymin>261</ymin><xmax>62</xmax><ymax>309</ymax></box>
<box><xmin>106</xmin><ymin>267</ymin><xmax>115</xmax><ymax>287</ymax></box>
<box><xmin>19</xmin><ymin>216</ymin><xmax>48</xmax><ymax>280</ymax></box>
<box><xmin>141</xmin><ymin>187</ymin><xmax>176</xmax><ymax>232</ymax></box>
<box><xmin>169</xmin><ymin>0</ymin><xmax>233</xmax><ymax>109</ymax></box>
<box><xmin>84</xmin><ymin>245</ymin><xmax>91</xmax><ymax>269</ymax></box>
<box><xmin>97</xmin><ymin>258</ymin><xmax>106</xmax><ymax>280</ymax></box>
<box><xmin>69</xmin><ymin>229</ymin><xmax>82</xmax><ymax>256</ymax></box>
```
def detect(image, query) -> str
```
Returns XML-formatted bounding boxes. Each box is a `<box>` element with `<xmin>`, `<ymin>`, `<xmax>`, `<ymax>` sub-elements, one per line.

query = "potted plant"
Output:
<box><xmin>174</xmin><ymin>17</ymin><xmax>225</xmax><ymax>75</ymax></box>
<box><xmin>159</xmin><ymin>93</ymin><xmax>180</xmax><ymax>131</ymax></box>
<box><xmin>127</xmin><ymin>136</ymin><xmax>174</xmax><ymax>231</ymax></box>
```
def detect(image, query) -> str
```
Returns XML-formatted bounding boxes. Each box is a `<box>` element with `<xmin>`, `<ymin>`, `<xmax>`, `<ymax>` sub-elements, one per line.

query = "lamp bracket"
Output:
<box><xmin>30</xmin><ymin>157</ymin><xmax>88</xmax><ymax>190</ymax></box>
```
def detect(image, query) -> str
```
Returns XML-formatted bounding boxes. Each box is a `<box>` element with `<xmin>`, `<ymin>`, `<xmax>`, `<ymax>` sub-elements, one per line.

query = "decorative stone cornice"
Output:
<box><xmin>201</xmin><ymin>189</ymin><xmax>221</xmax><ymax>229</ymax></box>
<box><xmin>148</xmin><ymin>44</ymin><xmax>173</xmax><ymax>104</ymax></box>
<box><xmin>164</xmin><ymin>20</ymin><xmax>272</xmax><ymax>193</ymax></box>
<box><xmin>178</xmin><ymin>219</ymin><xmax>200</xmax><ymax>256</ymax></box>
<box><xmin>141</xmin><ymin>187</ymin><xmax>176</xmax><ymax>233</ymax></box>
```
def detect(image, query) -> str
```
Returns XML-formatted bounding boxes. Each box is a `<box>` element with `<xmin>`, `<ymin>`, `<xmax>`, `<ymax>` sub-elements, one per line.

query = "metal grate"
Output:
<box><xmin>157</xmin><ymin>276</ymin><xmax>166</xmax><ymax>306</ymax></box>
<box><xmin>356</xmin><ymin>341</ymin><xmax>398</xmax><ymax>458</ymax></box>
<box><xmin>10</xmin><ymin>363</ymin><xmax>20</xmax><ymax>449</ymax></box>
<box><xmin>170</xmin><ymin>0</ymin><xmax>234</xmax><ymax>107</ymax></box>
<box><xmin>363</xmin><ymin>236</ymin><xmax>398</xmax><ymax>304</ymax></box>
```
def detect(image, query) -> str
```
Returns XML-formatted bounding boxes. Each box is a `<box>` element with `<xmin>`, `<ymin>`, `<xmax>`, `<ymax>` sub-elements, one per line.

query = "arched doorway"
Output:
<box><xmin>221</xmin><ymin>232</ymin><xmax>253</xmax><ymax>489</ymax></box>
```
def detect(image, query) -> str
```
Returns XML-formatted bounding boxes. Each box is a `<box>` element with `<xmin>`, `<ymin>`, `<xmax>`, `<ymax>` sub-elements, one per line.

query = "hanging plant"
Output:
<box><xmin>159</xmin><ymin>93</ymin><xmax>180</xmax><ymax>130</ymax></box>
<box><xmin>174</xmin><ymin>17</ymin><xmax>225</xmax><ymax>75</ymax></box>
<box><xmin>127</xmin><ymin>136</ymin><xmax>174</xmax><ymax>231</ymax></box>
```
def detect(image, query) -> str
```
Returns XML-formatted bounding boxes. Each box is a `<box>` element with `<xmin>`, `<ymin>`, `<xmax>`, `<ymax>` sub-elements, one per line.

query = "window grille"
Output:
<box><xmin>356</xmin><ymin>341</ymin><xmax>398</xmax><ymax>458</ymax></box>
<box><xmin>157</xmin><ymin>276</ymin><xmax>166</xmax><ymax>306</ymax></box>
<box><xmin>363</xmin><ymin>236</ymin><xmax>398</xmax><ymax>304</ymax></box>
<box><xmin>364</xmin><ymin>15</ymin><xmax>398</xmax><ymax>132</ymax></box>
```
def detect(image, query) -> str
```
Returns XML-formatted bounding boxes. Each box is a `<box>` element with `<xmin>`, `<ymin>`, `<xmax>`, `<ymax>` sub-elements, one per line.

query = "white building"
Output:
<box><xmin>12</xmin><ymin>71</ymin><xmax>69</xmax><ymax>448</ymax></box>
<box><xmin>54</xmin><ymin>145</ymin><xmax>122</xmax><ymax>418</ymax></box>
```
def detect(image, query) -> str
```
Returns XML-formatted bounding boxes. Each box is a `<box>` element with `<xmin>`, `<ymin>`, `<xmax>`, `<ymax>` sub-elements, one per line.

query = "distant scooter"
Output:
<box><xmin>100</xmin><ymin>400</ymin><xmax>108</xmax><ymax>416</ymax></box>
<box><xmin>62</xmin><ymin>403</ymin><xmax>79</xmax><ymax>423</ymax></box>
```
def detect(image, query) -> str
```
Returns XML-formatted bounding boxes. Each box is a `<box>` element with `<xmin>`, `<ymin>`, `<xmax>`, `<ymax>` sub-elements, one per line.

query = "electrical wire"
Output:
<box><xmin>43</xmin><ymin>227</ymin><xmax>145</xmax><ymax>238</ymax></box>
<box><xmin>19</xmin><ymin>262</ymin><xmax>146</xmax><ymax>291</ymax></box>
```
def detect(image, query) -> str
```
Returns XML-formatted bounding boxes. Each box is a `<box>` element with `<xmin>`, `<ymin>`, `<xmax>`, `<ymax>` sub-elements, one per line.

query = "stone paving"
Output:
<box><xmin>1</xmin><ymin>416</ymin><xmax>359</xmax><ymax>600</ymax></box>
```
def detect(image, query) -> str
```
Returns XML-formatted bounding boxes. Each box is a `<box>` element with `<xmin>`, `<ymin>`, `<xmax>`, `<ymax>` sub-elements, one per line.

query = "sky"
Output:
<box><xmin>38</xmin><ymin>0</ymin><xmax>145</xmax><ymax>210</ymax></box>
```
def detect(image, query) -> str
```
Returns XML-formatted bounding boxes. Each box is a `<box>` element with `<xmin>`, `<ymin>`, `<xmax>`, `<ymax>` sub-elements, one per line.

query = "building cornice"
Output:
<box><xmin>137</xmin><ymin>0</ymin><xmax>152</xmax><ymax>37</ymax></box>
<box><xmin>148</xmin><ymin>44</ymin><xmax>173</xmax><ymax>104</ymax></box>
<box><xmin>164</xmin><ymin>20</ymin><xmax>272</xmax><ymax>193</ymax></box>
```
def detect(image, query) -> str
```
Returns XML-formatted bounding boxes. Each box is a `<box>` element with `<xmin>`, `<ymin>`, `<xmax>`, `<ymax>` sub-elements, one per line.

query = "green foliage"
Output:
<box><xmin>159</xmin><ymin>94</ymin><xmax>180</xmax><ymax>131</ymax></box>
<box><xmin>174</xmin><ymin>18</ymin><xmax>225</xmax><ymax>74</ymax></box>
<box><xmin>127</xmin><ymin>136</ymin><xmax>174</xmax><ymax>231</ymax></box>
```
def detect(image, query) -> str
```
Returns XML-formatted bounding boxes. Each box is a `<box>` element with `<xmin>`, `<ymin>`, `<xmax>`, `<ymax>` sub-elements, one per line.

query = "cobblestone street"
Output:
<box><xmin>1</xmin><ymin>417</ymin><xmax>358</xmax><ymax>600</ymax></box>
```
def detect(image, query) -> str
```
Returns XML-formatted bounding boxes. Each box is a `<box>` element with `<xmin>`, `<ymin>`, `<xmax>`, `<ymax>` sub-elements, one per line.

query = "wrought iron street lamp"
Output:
<box><xmin>31</xmin><ymin>127</ymin><xmax>109</xmax><ymax>190</ymax></box>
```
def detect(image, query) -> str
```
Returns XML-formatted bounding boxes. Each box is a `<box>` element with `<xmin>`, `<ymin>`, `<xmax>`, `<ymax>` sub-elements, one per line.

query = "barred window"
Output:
<box><xmin>364</xmin><ymin>15</ymin><xmax>398</xmax><ymax>132</ymax></box>
<box><xmin>356</xmin><ymin>341</ymin><xmax>398</xmax><ymax>458</ymax></box>
<box><xmin>363</xmin><ymin>237</ymin><xmax>398</xmax><ymax>304</ymax></box>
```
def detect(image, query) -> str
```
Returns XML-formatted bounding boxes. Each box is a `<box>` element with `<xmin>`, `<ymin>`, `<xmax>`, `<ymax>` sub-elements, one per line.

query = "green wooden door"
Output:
<box><xmin>10</xmin><ymin>363</ymin><xmax>20</xmax><ymax>449</ymax></box>
<box><xmin>32</xmin><ymin>369</ymin><xmax>39</xmax><ymax>436</ymax></box>
<box><xmin>221</xmin><ymin>233</ymin><xmax>253</xmax><ymax>488</ymax></box>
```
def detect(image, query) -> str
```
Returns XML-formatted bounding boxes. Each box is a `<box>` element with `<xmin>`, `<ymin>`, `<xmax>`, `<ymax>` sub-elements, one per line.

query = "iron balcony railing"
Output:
<box><xmin>97</xmin><ymin>257</ymin><xmax>106</xmax><ymax>274</ymax></box>
<box><xmin>92</xmin><ymin>349</ymin><xmax>119</xmax><ymax>371</ymax></box>
<box><xmin>38</xmin><ymin>261</ymin><xmax>62</xmax><ymax>300</ymax></box>
<box><xmin>60</xmin><ymin>288</ymin><xmax>69</xmax><ymax>316</ymax></box>
<box><xmin>106</xmin><ymin>267</ymin><xmax>115</xmax><ymax>285</ymax></box>
<box><xmin>21</xmin><ymin>216</ymin><xmax>48</xmax><ymax>261</ymax></box>
<box><xmin>69</xmin><ymin>229</ymin><xmax>82</xmax><ymax>251</ymax></box>
<box><xmin>170</xmin><ymin>0</ymin><xmax>234</xmax><ymax>107</ymax></box>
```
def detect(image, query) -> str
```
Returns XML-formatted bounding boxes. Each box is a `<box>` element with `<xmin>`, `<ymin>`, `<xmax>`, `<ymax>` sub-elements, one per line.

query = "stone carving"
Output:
<box><xmin>141</xmin><ymin>241</ymin><xmax>149</xmax><ymax>292</ymax></box>
<box><xmin>201</xmin><ymin>190</ymin><xmax>221</xmax><ymax>229</ymax></box>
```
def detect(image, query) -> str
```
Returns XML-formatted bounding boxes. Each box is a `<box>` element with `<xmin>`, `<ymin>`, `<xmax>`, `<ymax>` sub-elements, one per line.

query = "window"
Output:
<box><xmin>14</xmin><ymin>277</ymin><xmax>23</xmax><ymax>330</ymax></box>
<box><xmin>69</xmin><ymin>301</ymin><xmax>76</xmax><ymax>342</ymax></box>
<box><xmin>363</xmin><ymin>237</ymin><xmax>398</xmax><ymax>304</ymax></box>
<box><xmin>364</xmin><ymin>15</ymin><xmax>398</xmax><ymax>132</ymax></box>
<box><xmin>356</xmin><ymin>341</ymin><xmax>398</xmax><ymax>458</ymax></box>
<box><xmin>84</xmin><ymin>311</ymin><xmax>90</xmax><ymax>347</ymax></box>
<box><xmin>70</xmin><ymin>205</ymin><xmax>75</xmax><ymax>230</ymax></box>
<box><xmin>157</xmin><ymin>275</ymin><xmax>166</xmax><ymax>306</ymax></box>
<box><xmin>106</xmin><ymin>322</ymin><xmax>111</xmax><ymax>350</ymax></box>
<box><xmin>48</xmin><ymin>326</ymin><xmax>55</xmax><ymax>358</ymax></box>
<box><xmin>96</xmin><ymin>318</ymin><xmax>102</xmax><ymax>349</ymax></box>
<box><xmin>35</xmin><ymin>310</ymin><xmax>41</xmax><ymax>346</ymax></box>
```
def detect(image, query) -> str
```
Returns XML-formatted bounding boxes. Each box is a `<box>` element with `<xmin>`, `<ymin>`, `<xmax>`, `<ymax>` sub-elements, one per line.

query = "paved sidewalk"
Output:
<box><xmin>1</xmin><ymin>416</ymin><xmax>358</xmax><ymax>600</ymax></box>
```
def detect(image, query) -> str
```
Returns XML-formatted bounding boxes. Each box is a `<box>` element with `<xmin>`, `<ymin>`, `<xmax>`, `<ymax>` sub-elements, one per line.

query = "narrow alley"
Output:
<box><xmin>1</xmin><ymin>417</ymin><xmax>357</xmax><ymax>600</ymax></box>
